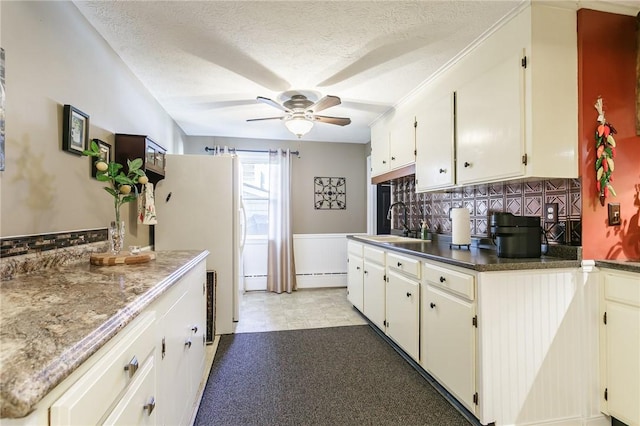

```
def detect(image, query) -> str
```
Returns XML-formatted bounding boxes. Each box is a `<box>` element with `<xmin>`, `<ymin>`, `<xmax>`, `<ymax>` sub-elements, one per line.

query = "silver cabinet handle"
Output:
<box><xmin>185</xmin><ymin>340</ymin><xmax>192</xmax><ymax>348</ymax></box>
<box><xmin>124</xmin><ymin>356</ymin><xmax>138</xmax><ymax>378</ymax></box>
<box><xmin>191</xmin><ymin>325</ymin><xmax>198</xmax><ymax>333</ymax></box>
<box><xmin>397</xmin><ymin>262</ymin><xmax>402</xmax><ymax>267</ymax></box>
<box><xmin>144</xmin><ymin>397</ymin><xmax>156</xmax><ymax>416</ymax></box>
<box><xmin>406</xmin><ymin>292</ymin><xmax>412</xmax><ymax>297</ymax></box>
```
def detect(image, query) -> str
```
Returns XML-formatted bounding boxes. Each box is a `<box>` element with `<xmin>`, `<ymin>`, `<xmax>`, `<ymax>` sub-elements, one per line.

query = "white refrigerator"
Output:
<box><xmin>154</xmin><ymin>154</ymin><xmax>245</xmax><ymax>335</ymax></box>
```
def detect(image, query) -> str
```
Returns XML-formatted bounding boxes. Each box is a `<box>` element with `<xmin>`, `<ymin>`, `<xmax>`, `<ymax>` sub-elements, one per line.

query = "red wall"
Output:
<box><xmin>578</xmin><ymin>9</ymin><xmax>640</xmax><ymax>260</ymax></box>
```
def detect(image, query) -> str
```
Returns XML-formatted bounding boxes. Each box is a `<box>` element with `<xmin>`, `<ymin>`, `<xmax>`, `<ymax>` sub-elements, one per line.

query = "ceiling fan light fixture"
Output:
<box><xmin>285</xmin><ymin>116</ymin><xmax>313</xmax><ymax>138</ymax></box>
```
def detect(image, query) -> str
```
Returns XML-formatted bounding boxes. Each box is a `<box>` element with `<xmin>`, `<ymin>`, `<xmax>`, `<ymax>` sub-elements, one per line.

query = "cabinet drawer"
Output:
<box><xmin>348</xmin><ymin>241</ymin><xmax>363</xmax><ymax>257</ymax></box>
<box><xmin>423</xmin><ymin>263</ymin><xmax>475</xmax><ymax>301</ymax></box>
<box><xmin>604</xmin><ymin>271</ymin><xmax>640</xmax><ymax>307</ymax></box>
<box><xmin>364</xmin><ymin>245</ymin><xmax>385</xmax><ymax>265</ymax></box>
<box><xmin>50</xmin><ymin>312</ymin><xmax>156</xmax><ymax>425</ymax></box>
<box><xmin>103</xmin><ymin>355</ymin><xmax>156</xmax><ymax>426</ymax></box>
<box><xmin>387</xmin><ymin>252</ymin><xmax>421</xmax><ymax>279</ymax></box>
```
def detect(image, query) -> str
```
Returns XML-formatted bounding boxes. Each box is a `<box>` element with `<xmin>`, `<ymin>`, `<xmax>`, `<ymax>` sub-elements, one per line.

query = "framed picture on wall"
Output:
<box><xmin>62</xmin><ymin>104</ymin><xmax>89</xmax><ymax>155</ymax></box>
<box><xmin>90</xmin><ymin>138</ymin><xmax>111</xmax><ymax>178</ymax></box>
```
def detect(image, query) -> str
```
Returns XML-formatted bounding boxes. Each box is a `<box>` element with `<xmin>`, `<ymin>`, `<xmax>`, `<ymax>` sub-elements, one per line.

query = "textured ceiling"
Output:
<box><xmin>74</xmin><ymin>0</ymin><xmax>529</xmax><ymax>144</ymax></box>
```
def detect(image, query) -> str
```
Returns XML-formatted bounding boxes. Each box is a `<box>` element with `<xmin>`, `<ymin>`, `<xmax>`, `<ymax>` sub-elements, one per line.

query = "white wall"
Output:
<box><xmin>0</xmin><ymin>2</ymin><xmax>185</xmax><ymax>246</ymax></box>
<box><xmin>183</xmin><ymin>135</ymin><xmax>368</xmax><ymax>235</ymax></box>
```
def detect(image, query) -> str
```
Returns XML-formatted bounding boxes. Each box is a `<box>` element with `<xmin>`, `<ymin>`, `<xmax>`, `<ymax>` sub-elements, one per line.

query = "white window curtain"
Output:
<box><xmin>266</xmin><ymin>149</ymin><xmax>297</xmax><ymax>294</ymax></box>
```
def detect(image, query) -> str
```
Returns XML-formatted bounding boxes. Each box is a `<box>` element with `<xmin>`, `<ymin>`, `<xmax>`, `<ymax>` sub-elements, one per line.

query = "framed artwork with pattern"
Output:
<box><xmin>314</xmin><ymin>177</ymin><xmax>346</xmax><ymax>210</ymax></box>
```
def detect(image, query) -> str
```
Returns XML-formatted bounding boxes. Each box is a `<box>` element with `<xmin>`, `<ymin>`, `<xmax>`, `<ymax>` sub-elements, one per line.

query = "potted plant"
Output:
<box><xmin>83</xmin><ymin>139</ymin><xmax>148</xmax><ymax>254</ymax></box>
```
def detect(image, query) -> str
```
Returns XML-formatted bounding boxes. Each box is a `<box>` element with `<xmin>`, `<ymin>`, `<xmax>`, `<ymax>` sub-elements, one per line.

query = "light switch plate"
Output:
<box><xmin>608</xmin><ymin>203</ymin><xmax>621</xmax><ymax>226</ymax></box>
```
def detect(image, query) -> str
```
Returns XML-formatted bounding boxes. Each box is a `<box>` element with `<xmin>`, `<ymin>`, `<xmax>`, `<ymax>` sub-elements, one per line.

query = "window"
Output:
<box><xmin>237</xmin><ymin>151</ymin><xmax>270</xmax><ymax>236</ymax></box>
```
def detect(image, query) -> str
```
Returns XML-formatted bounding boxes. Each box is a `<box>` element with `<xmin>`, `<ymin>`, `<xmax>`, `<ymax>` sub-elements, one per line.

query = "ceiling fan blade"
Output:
<box><xmin>246</xmin><ymin>116</ymin><xmax>284</xmax><ymax>122</ymax></box>
<box><xmin>313</xmin><ymin>115</ymin><xmax>351</xmax><ymax>126</ymax></box>
<box><xmin>256</xmin><ymin>96</ymin><xmax>289</xmax><ymax>112</ymax></box>
<box><xmin>310</xmin><ymin>95</ymin><xmax>341</xmax><ymax>113</ymax></box>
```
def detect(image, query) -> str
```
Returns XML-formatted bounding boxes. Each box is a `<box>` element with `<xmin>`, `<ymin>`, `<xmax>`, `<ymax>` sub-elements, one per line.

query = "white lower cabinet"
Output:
<box><xmin>386</xmin><ymin>269</ymin><xmax>419</xmax><ymax>361</ymax></box>
<box><xmin>48</xmin><ymin>258</ymin><xmax>207</xmax><ymax>426</ymax></box>
<box><xmin>103</xmin><ymin>355</ymin><xmax>156</xmax><ymax>426</ymax></box>
<box><xmin>347</xmin><ymin>241</ymin><xmax>364</xmax><ymax>312</ymax></box>
<box><xmin>421</xmin><ymin>261</ymin><xmax>476</xmax><ymax>413</ymax></box>
<box><xmin>385</xmin><ymin>252</ymin><xmax>420</xmax><ymax>361</ymax></box>
<box><xmin>600</xmin><ymin>268</ymin><xmax>640</xmax><ymax>426</ymax></box>
<box><xmin>363</xmin><ymin>246</ymin><xmax>386</xmax><ymax>330</ymax></box>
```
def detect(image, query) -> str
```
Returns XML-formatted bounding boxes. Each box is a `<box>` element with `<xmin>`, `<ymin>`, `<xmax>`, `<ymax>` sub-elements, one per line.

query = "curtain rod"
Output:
<box><xmin>204</xmin><ymin>146</ymin><xmax>300</xmax><ymax>157</ymax></box>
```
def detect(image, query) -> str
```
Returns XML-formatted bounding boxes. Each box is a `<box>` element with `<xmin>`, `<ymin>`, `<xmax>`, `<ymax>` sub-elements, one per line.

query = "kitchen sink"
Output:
<box><xmin>356</xmin><ymin>235</ymin><xmax>428</xmax><ymax>244</ymax></box>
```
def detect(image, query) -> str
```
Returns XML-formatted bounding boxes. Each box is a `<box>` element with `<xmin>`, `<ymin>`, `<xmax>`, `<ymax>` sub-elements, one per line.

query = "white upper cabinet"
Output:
<box><xmin>413</xmin><ymin>3</ymin><xmax>577</xmax><ymax>190</ymax></box>
<box><xmin>389</xmin><ymin>112</ymin><xmax>416</xmax><ymax>171</ymax></box>
<box><xmin>415</xmin><ymin>91</ymin><xmax>455</xmax><ymax>191</ymax></box>
<box><xmin>370</xmin><ymin>115</ymin><xmax>391</xmax><ymax>176</ymax></box>
<box><xmin>456</xmin><ymin>50</ymin><xmax>525</xmax><ymax>184</ymax></box>
<box><xmin>370</xmin><ymin>105</ymin><xmax>416</xmax><ymax>178</ymax></box>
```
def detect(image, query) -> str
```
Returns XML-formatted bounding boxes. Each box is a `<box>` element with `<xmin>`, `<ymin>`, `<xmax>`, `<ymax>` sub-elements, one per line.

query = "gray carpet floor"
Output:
<box><xmin>194</xmin><ymin>325</ymin><xmax>471</xmax><ymax>426</ymax></box>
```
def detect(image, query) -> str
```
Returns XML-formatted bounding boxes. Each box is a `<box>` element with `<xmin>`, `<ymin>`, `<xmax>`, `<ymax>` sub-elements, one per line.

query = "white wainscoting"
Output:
<box><xmin>243</xmin><ymin>234</ymin><xmax>363</xmax><ymax>291</ymax></box>
<box><xmin>476</xmin><ymin>267</ymin><xmax>606</xmax><ymax>426</ymax></box>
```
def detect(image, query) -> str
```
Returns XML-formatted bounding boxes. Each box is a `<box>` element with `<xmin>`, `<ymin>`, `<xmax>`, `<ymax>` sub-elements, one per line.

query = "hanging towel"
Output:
<box><xmin>137</xmin><ymin>182</ymin><xmax>158</xmax><ymax>225</ymax></box>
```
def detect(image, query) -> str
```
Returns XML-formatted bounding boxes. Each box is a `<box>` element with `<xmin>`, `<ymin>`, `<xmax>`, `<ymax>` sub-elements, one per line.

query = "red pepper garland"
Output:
<box><xmin>594</xmin><ymin>97</ymin><xmax>617</xmax><ymax>206</ymax></box>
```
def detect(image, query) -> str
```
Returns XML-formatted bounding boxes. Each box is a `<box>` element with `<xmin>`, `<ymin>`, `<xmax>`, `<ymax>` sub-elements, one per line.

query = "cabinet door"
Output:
<box><xmin>422</xmin><ymin>284</ymin><xmax>476</xmax><ymax>412</ymax></box>
<box><xmin>386</xmin><ymin>270</ymin><xmax>419</xmax><ymax>361</ymax></box>
<box><xmin>363</xmin><ymin>261</ymin><xmax>386</xmax><ymax>330</ymax></box>
<box><xmin>389</xmin><ymin>115</ymin><xmax>415</xmax><ymax>170</ymax></box>
<box><xmin>605</xmin><ymin>300</ymin><xmax>640</xmax><ymax>425</ymax></box>
<box><xmin>370</xmin><ymin>120</ymin><xmax>390</xmax><ymax>176</ymax></box>
<box><xmin>416</xmin><ymin>92</ymin><xmax>455</xmax><ymax>191</ymax></box>
<box><xmin>456</xmin><ymin>51</ymin><xmax>524</xmax><ymax>184</ymax></box>
<box><xmin>347</xmin><ymin>254</ymin><xmax>364</xmax><ymax>312</ymax></box>
<box><xmin>158</xmin><ymin>290</ymin><xmax>192</xmax><ymax>426</ymax></box>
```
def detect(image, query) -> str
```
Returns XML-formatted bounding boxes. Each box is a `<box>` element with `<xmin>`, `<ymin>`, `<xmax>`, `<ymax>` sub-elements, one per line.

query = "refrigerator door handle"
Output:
<box><xmin>239</xmin><ymin>200</ymin><xmax>247</xmax><ymax>250</ymax></box>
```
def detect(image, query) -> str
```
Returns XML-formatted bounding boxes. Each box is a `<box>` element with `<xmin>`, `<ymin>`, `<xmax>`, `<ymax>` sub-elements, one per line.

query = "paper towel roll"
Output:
<box><xmin>450</xmin><ymin>207</ymin><xmax>471</xmax><ymax>245</ymax></box>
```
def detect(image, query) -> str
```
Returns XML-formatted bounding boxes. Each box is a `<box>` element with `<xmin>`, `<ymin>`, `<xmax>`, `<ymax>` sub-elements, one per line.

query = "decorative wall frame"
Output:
<box><xmin>90</xmin><ymin>139</ymin><xmax>111</xmax><ymax>178</ymax></box>
<box><xmin>62</xmin><ymin>104</ymin><xmax>89</xmax><ymax>155</ymax></box>
<box><xmin>314</xmin><ymin>177</ymin><xmax>346</xmax><ymax>210</ymax></box>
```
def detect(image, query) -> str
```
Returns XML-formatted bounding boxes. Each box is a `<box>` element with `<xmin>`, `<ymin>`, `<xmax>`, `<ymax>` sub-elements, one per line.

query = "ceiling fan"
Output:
<box><xmin>247</xmin><ymin>94</ymin><xmax>351</xmax><ymax>138</ymax></box>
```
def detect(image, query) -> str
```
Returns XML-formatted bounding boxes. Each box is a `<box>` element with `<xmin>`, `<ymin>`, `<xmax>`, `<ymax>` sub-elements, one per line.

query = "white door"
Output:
<box><xmin>347</xmin><ymin>254</ymin><xmax>364</xmax><ymax>312</ymax></box>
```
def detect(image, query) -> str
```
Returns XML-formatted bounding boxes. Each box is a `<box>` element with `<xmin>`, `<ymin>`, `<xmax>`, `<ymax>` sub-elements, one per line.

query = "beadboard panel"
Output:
<box><xmin>476</xmin><ymin>269</ymin><xmax>584</xmax><ymax>425</ymax></box>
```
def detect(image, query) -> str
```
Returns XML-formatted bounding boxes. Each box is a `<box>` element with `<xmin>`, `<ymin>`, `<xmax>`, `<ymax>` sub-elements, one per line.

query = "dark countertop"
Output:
<box><xmin>348</xmin><ymin>235</ymin><xmax>581</xmax><ymax>272</ymax></box>
<box><xmin>0</xmin><ymin>250</ymin><xmax>208</xmax><ymax>419</ymax></box>
<box><xmin>595</xmin><ymin>260</ymin><xmax>640</xmax><ymax>274</ymax></box>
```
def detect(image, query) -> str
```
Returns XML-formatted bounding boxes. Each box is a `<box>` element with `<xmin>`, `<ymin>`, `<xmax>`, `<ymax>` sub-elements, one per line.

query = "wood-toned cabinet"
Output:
<box><xmin>599</xmin><ymin>268</ymin><xmax>640</xmax><ymax>426</ymax></box>
<box><xmin>115</xmin><ymin>134</ymin><xmax>166</xmax><ymax>185</ymax></box>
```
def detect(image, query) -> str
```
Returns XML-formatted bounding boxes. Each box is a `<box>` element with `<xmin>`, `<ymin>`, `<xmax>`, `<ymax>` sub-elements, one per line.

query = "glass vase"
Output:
<box><xmin>108</xmin><ymin>220</ymin><xmax>125</xmax><ymax>255</ymax></box>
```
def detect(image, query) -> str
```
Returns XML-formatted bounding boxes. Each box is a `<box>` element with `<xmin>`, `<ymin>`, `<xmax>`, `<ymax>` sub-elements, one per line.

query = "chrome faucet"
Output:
<box><xmin>387</xmin><ymin>201</ymin><xmax>411</xmax><ymax>236</ymax></box>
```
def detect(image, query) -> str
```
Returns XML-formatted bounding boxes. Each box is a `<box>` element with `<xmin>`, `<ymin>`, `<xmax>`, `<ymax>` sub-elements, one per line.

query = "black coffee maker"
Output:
<box><xmin>490</xmin><ymin>212</ymin><xmax>542</xmax><ymax>258</ymax></box>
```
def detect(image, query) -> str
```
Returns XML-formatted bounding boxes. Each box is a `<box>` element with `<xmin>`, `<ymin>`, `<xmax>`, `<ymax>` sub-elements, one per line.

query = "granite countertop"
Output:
<box><xmin>348</xmin><ymin>235</ymin><xmax>581</xmax><ymax>272</ymax></box>
<box><xmin>0</xmin><ymin>250</ymin><xmax>208</xmax><ymax>419</ymax></box>
<box><xmin>595</xmin><ymin>259</ymin><xmax>640</xmax><ymax>274</ymax></box>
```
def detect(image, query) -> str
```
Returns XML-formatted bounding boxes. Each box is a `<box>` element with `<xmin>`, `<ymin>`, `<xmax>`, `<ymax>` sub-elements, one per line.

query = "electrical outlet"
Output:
<box><xmin>608</xmin><ymin>203</ymin><xmax>621</xmax><ymax>226</ymax></box>
<box><xmin>544</xmin><ymin>203</ymin><xmax>558</xmax><ymax>223</ymax></box>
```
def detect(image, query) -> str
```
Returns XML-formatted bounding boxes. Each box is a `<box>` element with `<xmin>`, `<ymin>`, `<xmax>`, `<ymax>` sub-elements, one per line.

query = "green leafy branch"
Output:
<box><xmin>83</xmin><ymin>139</ymin><xmax>148</xmax><ymax>223</ymax></box>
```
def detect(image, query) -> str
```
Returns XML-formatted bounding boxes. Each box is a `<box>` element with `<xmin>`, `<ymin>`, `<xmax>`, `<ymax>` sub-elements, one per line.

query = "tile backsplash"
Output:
<box><xmin>389</xmin><ymin>177</ymin><xmax>582</xmax><ymax>245</ymax></box>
